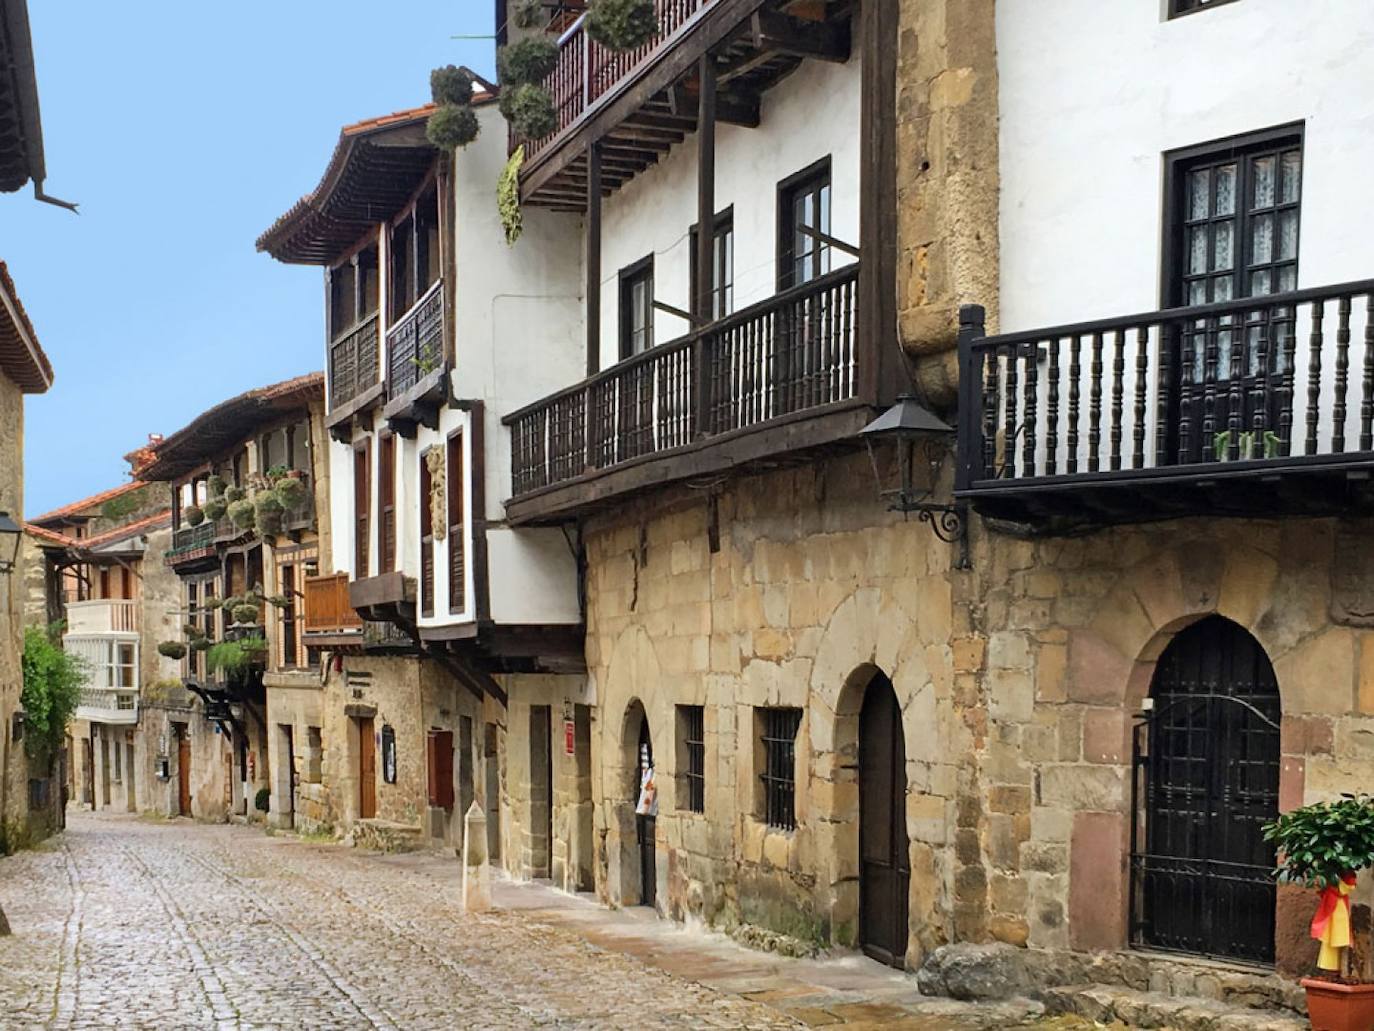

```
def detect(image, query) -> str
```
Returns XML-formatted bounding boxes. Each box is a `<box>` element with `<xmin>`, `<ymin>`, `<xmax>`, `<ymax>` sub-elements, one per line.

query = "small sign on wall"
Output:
<box><xmin>564</xmin><ymin>718</ymin><xmax>575</xmax><ymax>757</ymax></box>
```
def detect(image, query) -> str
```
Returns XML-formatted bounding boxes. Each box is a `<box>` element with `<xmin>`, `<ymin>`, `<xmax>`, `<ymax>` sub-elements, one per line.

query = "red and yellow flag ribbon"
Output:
<box><xmin>1311</xmin><ymin>872</ymin><xmax>1359</xmax><ymax>971</ymax></box>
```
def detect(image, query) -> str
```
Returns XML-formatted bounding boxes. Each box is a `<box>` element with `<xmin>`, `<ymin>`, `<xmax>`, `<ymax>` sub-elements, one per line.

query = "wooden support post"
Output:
<box><xmin>857</xmin><ymin>0</ymin><xmax>898</xmax><ymax>406</ymax></box>
<box><xmin>586</xmin><ymin>141</ymin><xmax>602</xmax><ymax>379</ymax></box>
<box><xmin>694</xmin><ymin>53</ymin><xmax>717</xmax><ymax>439</ymax></box>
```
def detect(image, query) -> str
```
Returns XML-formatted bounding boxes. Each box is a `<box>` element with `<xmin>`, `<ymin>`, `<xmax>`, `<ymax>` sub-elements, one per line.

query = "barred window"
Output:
<box><xmin>678</xmin><ymin>705</ymin><xmax>705</xmax><ymax>814</ymax></box>
<box><xmin>759</xmin><ymin>707</ymin><xmax>802</xmax><ymax>831</ymax></box>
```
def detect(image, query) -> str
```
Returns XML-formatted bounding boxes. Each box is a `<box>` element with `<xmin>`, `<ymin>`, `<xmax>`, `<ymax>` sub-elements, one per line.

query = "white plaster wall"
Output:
<box><xmin>997</xmin><ymin>0</ymin><xmax>1374</xmax><ymax>332</ymax></box>
<box><xmin>597</xmin><ymin>52</ymin><xmax>862</xmax><ymax>369</ymax></box>
<box><xmin>486</xmin><ymin>527</ymin><xmax>580</xmax><ymax>626</ymax></box>
<box><xmin>327</xmin><ymin>438</ymin><xmax>355</xmax><ymax>577</ymax></box>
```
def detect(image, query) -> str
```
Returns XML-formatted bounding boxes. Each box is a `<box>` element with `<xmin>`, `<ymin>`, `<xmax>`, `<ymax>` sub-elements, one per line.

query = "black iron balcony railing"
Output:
<box><xmin>957</xmin><ymin>279</ymin><xmax>1374</xmax><ymax>499</ymax></box>
<box><xmin>507</xmin><ymin>263</ymin><xmax>859</xmax><ymax>497</ymax></box>
<box><xmin>388</xmin><ymin>281</ymin><xmax>445</xmax><ymax>400</ymax></box>
<box><xmin>329</xmin><ymin>313</ymin><xmax>380</xmax><ymax>411</ymax></box>
<box><xmin>516</xmin><ymin>0</ymin><xmax>717</xmax><ymax>161</ymax></box>
<box><xmin>168</xmin><ymin>522</ymin><xmax>215</xmax><ymax>558</ymax></box>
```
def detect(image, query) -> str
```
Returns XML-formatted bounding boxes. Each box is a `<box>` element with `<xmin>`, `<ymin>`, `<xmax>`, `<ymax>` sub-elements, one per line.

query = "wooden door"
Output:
<box><xmin>859</xmin><ymin>673</ymin><xmax>909</xmax><ymax>967</ymax></box>
<box><xmin>177</xmin><ymin>732</ymin><xmax>192</xmax><ymax>816</ymax></box>
<box><xmin>358</xmin><ymin>717</ymin><xmax>377</xmax><ymax>820</ymax></box>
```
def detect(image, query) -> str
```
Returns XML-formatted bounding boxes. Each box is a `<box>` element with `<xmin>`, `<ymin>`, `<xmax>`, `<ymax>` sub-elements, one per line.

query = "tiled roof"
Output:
<box><xmin>81</xmin><ymin>509</ymin><xmax>171</xmax><ymax>550</ymax></box>
<box><xmin>0</xmin><ymin>0</ymin><xmax>44</xmax><ymax>194</ymax></box>
<box><xmin>23</xmin><ymin>522</ymin><xmax>73</xmax><ymax>547</ymax></box>
<box><xmin>0</xmin><ymin>259</ymin><xmax>52</xmax><ymax>392</ymax></box>
<box><xmin>28</xmin><ymin>479</ymin><xmax>144</xmax><ymax>526</ymax></box>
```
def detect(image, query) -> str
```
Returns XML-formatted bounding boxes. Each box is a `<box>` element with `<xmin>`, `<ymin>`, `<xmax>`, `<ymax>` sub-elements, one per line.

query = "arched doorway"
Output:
<box><xmin>623</xmin><ymin>701</ymin><xmax>656</xmax><ymax>908</ymax></box>
<box><xmin>859</xmin><ymin>671</ymin><xmax>909</xmax><ymax>966</ymax></box>
<box><xmin>1131</xmin><ymin>615</ymin><xmax>1280</xmax><ymax>964</ymax></box>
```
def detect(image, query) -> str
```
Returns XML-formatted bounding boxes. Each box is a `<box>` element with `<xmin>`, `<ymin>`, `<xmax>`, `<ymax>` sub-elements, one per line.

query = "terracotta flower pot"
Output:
<box><xmin>1303</xmin><ymin>977</ymin><xmax>1374</xmax><ymax>1031</ymax></box>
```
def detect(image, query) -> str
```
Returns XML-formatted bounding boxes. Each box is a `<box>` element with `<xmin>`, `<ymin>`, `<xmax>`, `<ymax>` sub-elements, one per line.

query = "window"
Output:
<box><xmin>678</xmin><ymin>705</ymin><xmax>705</xmax><ymax>814</ymax></box>
<box><xmin>378</xmin><ymin>433</ymin><xmax>396</xmax><ymax>574</ymax></box>
<box><xmin>390</xmin><ymin>183</ymin><xmax>441</xmax><ymax>320</ymax></box>
<box><xmin>353</xmin><ymin>440</ymin><xmax>371</xmax><ymax>576</ymax></box>
<box><xmin>279</xmin><ymin>563</ymin><xmax>298</xmax><ymax>668</ymax></box>
<box><xmin>328</xmin><ymin>245</ymin><xmax>378</xmax><ymax>338</ymax></box>
<box><xmin>115</xmin><ymin>642</ymin><xmax>136</xmax><ymax>689</ymax></box>
<box><xmin>690</xmin><ymin>208</ymin><xmax>734</xmax><ymax>321</ymax></box>
<box><xmin>420</xmin><ymin>450</ymin><xmax>435</xmax><ymax>619</ymax></box>
<box><xmin>758</xmin><ymin>707</ymin><xmax>802</xmax><ymax>830</ymax></box>
<box><xmin>619</xmin><ymin>255</ymin><xmax>655</xmax><ymax>359</ymax></box>
<box><xmin>778</xmin><ymin>158</ymin><xmax>832</xmax><ymax>290</ymax></box>
<box><xmin>447</xmin><ymin>431</ymin><xmax>466</xmax><ymax>614</ymax></box>
<box><xmin>1169</xmin><ymin>0</ymin><xmax>1241</xmax><ymax>17</ymax></box>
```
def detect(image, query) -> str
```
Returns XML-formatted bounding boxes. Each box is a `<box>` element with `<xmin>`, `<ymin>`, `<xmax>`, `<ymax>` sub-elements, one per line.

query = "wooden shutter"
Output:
<box><xmin>378</xmin><ymin>434</ymin><xmax>396</xmax><ymax>573</ymax></box>
<box><xmin>354</xmin><ymin>440</ymin><xmax>371</xmax><ymax>576</ymax></box>
<box><xmin>447</xmin><ymin>432</ymin><xmax>465</xmax><ymax>613</ymax></box>
<box><xmin>427</xmin><ymin>729</ymin><xmax>454</xmax><ymax>810</ymax></box>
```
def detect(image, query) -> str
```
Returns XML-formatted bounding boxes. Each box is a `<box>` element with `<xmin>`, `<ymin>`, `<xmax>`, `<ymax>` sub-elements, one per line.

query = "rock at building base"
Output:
<box><xmin>727</xmin><ymin>922</ymin><xmax>824</xmax><ymax>959</ymax></box>
<box><xmin>1044</xmin><ymin>984</ymin><xmax>1306</xmax><ymax>1031</ymax></box>
<box><xmin>461</xmin><ymin>801</ymin><xmax>490</xmax><ymax>913</ymax></box>
<box><xmin>0</xmin><ymin>904</ymin><xmax>9</xmax><ymax>937</ymax></box>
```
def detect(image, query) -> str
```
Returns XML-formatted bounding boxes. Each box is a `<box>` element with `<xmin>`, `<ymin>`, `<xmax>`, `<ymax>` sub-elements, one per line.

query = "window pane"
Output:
<box><xmin>1215</xmin><ymin>164</ymin><xmax>1237</xmax><ymax>217</ymax></box>
<box><xmin>1252</xmin><ymin>155</ymin><xmax>1275</xmax><ymax>209</ymax></box>
<box><xmin>1277</xmin><ymin>265</ymin><xmax>1297</xmax><ymax>293</ymax></box>
<box><xmin>1250</xmin><ymin>268</ymin><xmax>1272</xmax><ymax>295</ymax></box>
<box><xmin>1278</xmin><ymin>210</ymin><xmax>1298</xmax><ymax>261</ymax></box>
<box><xmin>1188</xmin><ymin>169</ymin><xmax>1211</xmax><ymax>220</ymax></box>
<box><xmin>1212</xmin><ymin>275</ymin><xmax>1233</xmax><ymax>302</ymax></box>
<box><xmin>1189</xmin><ymin>280</ymin><xmax>1208</xmax><ymax>305</ymax></box>
<box><xmin>1189</xmin><ymin>226</ymin><xmax>1209</xmax><ymax>275</ymax></box>
<box><xmin>1280</xmin><ymin>151</ymin><xmax>1301</xmax><ymax>204</ymax></box>
<box><xmin>1251</xmin><ymin>213</ymin><xmax>1273</xmax><ymax>263</ymax></box>
<box><xmin>1212</xmin><ymin>221</ymin><xmax>1233</xmax><ymax>271</ymax></box>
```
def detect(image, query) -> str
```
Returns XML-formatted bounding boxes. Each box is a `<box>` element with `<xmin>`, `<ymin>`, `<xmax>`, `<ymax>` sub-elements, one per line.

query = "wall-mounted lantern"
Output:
<box><xmin>860</xmin><ymin>395</ymin><xmax>969</xmax><ymax>568</ymax></box>
<box><xmin>0</xmin><ymin>512</ymin><xmax>21</xmax><ymax>574</ymax></box>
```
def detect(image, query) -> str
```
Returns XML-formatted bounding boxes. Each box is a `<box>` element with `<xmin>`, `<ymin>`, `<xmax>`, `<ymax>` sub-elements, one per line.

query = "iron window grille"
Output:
<box><xmin>679</xmin><ymin>705</ymin><xmax>705</xmax><ymax>814</ymax></box>
<box><xmin>760</xmin><ymin>707</ymin><xmax>802</xmax><ymax>830</ymax></box>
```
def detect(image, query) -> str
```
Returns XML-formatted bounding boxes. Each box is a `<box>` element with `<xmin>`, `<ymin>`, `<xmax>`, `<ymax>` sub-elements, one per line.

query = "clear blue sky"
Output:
<box><xmin>8</xmin><ymin>2</ymin><xmax>496</xmax><ymax>517</ymax></box>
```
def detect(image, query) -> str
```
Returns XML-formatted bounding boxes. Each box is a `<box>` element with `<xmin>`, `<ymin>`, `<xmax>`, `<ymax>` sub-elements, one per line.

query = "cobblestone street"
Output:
<box><xmin>0</xmin><ymin>813</ymin><xmax>1063</xmax><ymax>1030</ymax></box>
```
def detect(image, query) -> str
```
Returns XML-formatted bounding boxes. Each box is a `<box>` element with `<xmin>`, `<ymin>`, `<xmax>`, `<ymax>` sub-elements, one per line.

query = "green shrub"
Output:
<box><xmin>512</xmin><ymin>0</ymin><xmax>546</xmax><ymax>29</ymax></box>
<box><xmin>430</xmin><ymin>65</ymin><xmax>475</xmax><ymax>107</ymax></box>
<box><xmin>21</xmin><ymin>626</ymin><xmax>86</xmax><ymax>761</ymax></box>
<box><xmin>585</xmin><ymin>0</ymin><xmax>659</xmax><ymax>51</ymax></box>
<box><xmin>275</xmin><ymin>477</ymin><xmax>309</xmax><ymax>510</ymax></box>
<box><xmin>183</xmin><ymin>504</ymin><xmax>205</xmax><ymax>527</ymax></box>
<box><xmin>427</xmin><ymin>104</ymin><xmax>481</xmax><ymax>152</ymax></box>
<box><xmin>1265</xmin><ymin>794</ymin><xmax>1374</xmax><ymax>888</ymax></box>
<box><xmin>224</xmin><ymin>485</ymin><xmax>245</xmax><ymax>504</ymax></box>
<box><xmin>232</xmin><ymin>603</ymin><xmax>260</xmax><ymax>626</ymax></box>
<box><xmin>497</xmin><ymin>37</ymin><xmax>558</xmax><ymax>86</ymax></box>
<box><xmin>255</xmin><ymin>788</ymin><xmax>270</xmax><ymax>813</ymax></box>
<box><xmin>499</xmin><ymin>145</ymin><xmax>525</xmax><ymax>246</ymax></box>
<box><xmin>157</xmin><ymin>641</ymin><xmax>188</xmax><ymax>660</ymax></box>
<box><xmin>202</xmin><ymin>497</ymin><xmax>228</xmax><ymax>522</ymax></box>
<box><xmin>207</xmin><ymin>474</ymin><xmax>226</xmax><ymax>497</ymax></box>
<box><xmin>500</xmin><ymin>83</ymin><xmax>557</xmax><ymax>140</ymax></box>
<box><xmin>227</xmin><ymin>499</ymin><xmax>255</xmax><ymax>530</ymax></box>
<box><xmin>190</xmin><ymin>637</ymin><xmax>212</xmax><ymax>653</ymax></box>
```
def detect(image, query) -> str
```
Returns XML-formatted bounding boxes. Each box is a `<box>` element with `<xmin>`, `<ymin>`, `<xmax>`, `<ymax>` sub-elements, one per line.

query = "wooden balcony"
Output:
<box><xmin>506</xmin><ymin>263</ymin><xmax>867</xmax><ymax>522</ymax></box>
<box><xmin>65</xmin><ymin>599</ymin><xmax>138</xmax><ymax>635</ymax></box>
<box><xmin>383</xmin><ymin>281</ymin><xmax>447</xmax><ymax>436</ymax></box>
<box><xmin>302</xmin><ymin>573</ymin><xmax>362</xmax><ymax>636</ymax></box>
<box><xmin>956</xmin><ymin>280</ymin><xmax>1374</xmax><ymax>530</ymax></box>
<box><xmin>167</xmin><ymin>522</ymin><xmax>215</xmax><ymax>566</ymax></box>
<box><xmin>327</xmin><ymin>313</ymin><xmax>381</xmax><ymax>421</ymax></box>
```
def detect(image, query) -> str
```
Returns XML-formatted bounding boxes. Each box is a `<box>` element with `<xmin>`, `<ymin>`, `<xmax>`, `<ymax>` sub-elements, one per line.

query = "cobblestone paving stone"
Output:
<box><xmin>0</xmin><ymin>814</ymin><xmax>1069</xmax><ymax>1030</ymax></box>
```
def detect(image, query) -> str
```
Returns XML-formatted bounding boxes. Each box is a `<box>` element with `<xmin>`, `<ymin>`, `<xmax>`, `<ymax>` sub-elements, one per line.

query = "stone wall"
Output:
<box><xmin>0</xmin><ymin>372</ymin><xmax>25</xmax><ymax>848</ymax></box>
<box><xmin>264</xmin><ymin>671</ymin><xmax>326</xmax><ymax>831</ymax></box>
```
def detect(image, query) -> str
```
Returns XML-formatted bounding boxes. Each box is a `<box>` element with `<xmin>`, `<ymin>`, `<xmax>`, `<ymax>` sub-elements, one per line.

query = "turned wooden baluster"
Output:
<box><xmin>1157</xmin><ymin>322</ymin><xmax>1174</xmax><ymax>467</ymax></box>
<box><xmin>1278</xmin><ymin>308</ymin><xmax>1298</xmax><ymax>456</ymax></box>
<box><xmin>1362</xmin><ymin>295</ymin><xmax>1374</xmax><ymax>451</ymax></box>
<box><xmin>1110</xmin><ymin>329</ymin><xmax>1125</xmax><ymax>471</ymax></box>
<box><xmin>1226</xmin><ymin>317</ymin><xmax>1244</xmax><ymax>461</ymax></box>
<box><xmin>1004</xmin><ymin>345</ymin><xmax>1019</xmax><ymax>478</ymax></box>
<box><xmin>982</xmin><ymin>347</ymin><xmax>1000</xmax><ymax>478</ymax></box>
<box><xmin>1046</xmin><ymin>342</ymin><xmax>1060</xmax><ymax>476</ymax></box>
<box><xmin>1133</xmin><ymin>325</ymin><xmax>1148</xmax><ymax>469</ymax></box>
<box><xmin>1022</xmin><ymin>342</ymin><xmax>1039</xmax><ymax>476</ymax></box>
<box><xmin>1306</xmin><ymin>301</ymin><xmax>1325</xmax><ymax>456</ymax></box>
<box><xmin>1201</xmin><ymin>318</ymin><xmax>1220</xmax><ymax>460</ymax></box>
<box><xmin>1333</xmin><ymin>296</ymin><xmax>1352</xmax><ymax>453</ymax></box>
<box><xmin>1088</xmin><ymin>332</ymin><xmax>1103</xmax><ymax>473</ymax></box>
<box><xmin>1251</xmin><ymin>311</ymin><xmax>1270</xmax><ymax>449</ymax></box>
<box><xmin>1067</xmin><ymin>336</ymin><xmax>1081</xmax><ymax>475</ymax></box>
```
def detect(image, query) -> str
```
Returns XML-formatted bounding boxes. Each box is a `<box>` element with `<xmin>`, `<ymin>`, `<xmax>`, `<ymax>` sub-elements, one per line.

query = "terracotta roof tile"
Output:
<box><xmin>81</xmin><ymin>509</ymin><xmax>171</xmax><ymax>550</ymax></box>
<box><xmin>23</xmin><ymin>522</ymin><xmax>74</xmax><ymax>547</ymax></box>
<box><xmin>27</xmin><ymin>479</ymin><xmax>146</xmax><ymax>526</ymax></box>
<box><xmin>0</xmin><ymin>259</ymin><xmax>53</xmax><ymax>392</ymax></box>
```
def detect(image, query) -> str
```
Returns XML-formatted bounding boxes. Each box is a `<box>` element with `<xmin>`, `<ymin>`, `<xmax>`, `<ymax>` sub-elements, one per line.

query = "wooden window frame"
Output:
<box><xmin>353</xmin><ymin>438</ymin><xmax>372</xmax><ymax>578</ymax></box>
<box><xmin>378</xmin><ymin>432</ymin><xmax>397</xmax><ymax>574</ymax></box>
<box><xmin>1162</xmin><ymin>123</ymin><xmax>1304</xmax><ymax>309</ymax></box>
<box><xmin>777</xmin><ymin>156</ymin><xmax>833</xmax><ymax>291</ymax></box>
<box><xmin>618</xmin><ymin>254</ymin><xmax>655</xmax><ymax>361</ymax></box>
<box><xmin>689</xmin><ymin>207</ymin><xmax>734</xmax><ymax>322</ymax></box>
<box><xmin>389</xmin><ymin>172</ymin><xmax>442</xmax><ymax>323</ymax></box>
<box><xmin>446</xmin><ymin>429</ymin><xmax>466</xmax><ymax>615</ymax></box>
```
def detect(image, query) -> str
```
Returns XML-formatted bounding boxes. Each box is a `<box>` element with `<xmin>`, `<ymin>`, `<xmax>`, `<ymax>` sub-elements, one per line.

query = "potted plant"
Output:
<box><xmin>202</xmin><ymin>497</ymin><xmax>228</xmax><ymax>523</ymax></box>
<box><xmin>157</xmin><ymin>641</ymin><xmax>187</xmax><ymax>660</ymax></box>
<box><xmin>585</xmin><ymin>0</ymin><xmax>659</xmax><ymax>51</ymax></box>
<box><xmin>275</xmin><ymin>476</ymin><xmax>308</xmax><ymax>511</ymax></box>
<box><xmin>183</xmin><ymin>504</ymin><xmax>205</xmax><ymax>527</ymax></box>
<box><xmin>227</xmin><ymin>499</ymin><xmax>255</xmax><ymax>531</ymax></box>
<box><xmin>1264</xmin><ymin>794</ymin><xmax>1374</xmax><ymax>1030</ymax></box>
<box><xmin>232</xmin><ymin>603</ymin><xmax>260</xmax><ymax>626</ymax></box>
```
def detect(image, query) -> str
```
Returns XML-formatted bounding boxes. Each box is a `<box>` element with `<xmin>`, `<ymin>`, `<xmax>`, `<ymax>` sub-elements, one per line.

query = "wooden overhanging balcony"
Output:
<box><xmin>956</xmin><ymin>279</ymin><xmax>1374</xmax><ymax>530</ymax></box>
<box><xmin>302</xmin><ymin>573</ymin><xmax>363</xmax><ymax>645</ymax></box>
<box><xmin>382</xmin><ymin>280</ymin><xmax>447</xmax><ymax>437</ymax></box>
<box><xmin>167</xmin><ymin>521</ymin><xmax>215</xmax><ymax>566</ymax></box>
<box><xmin>328</xmin><ymin>313</ymin><xmax>381</xmax><ymax>427</ymax></box>
<box><xmin>505</xmin><ymin>262</ymin><xmax>866</xmax><ymax>522</ymax></box>
<box><xmin>517</xmin><ymin>0</ymin><xmax>852</xmax><ymax>209</ymax></box>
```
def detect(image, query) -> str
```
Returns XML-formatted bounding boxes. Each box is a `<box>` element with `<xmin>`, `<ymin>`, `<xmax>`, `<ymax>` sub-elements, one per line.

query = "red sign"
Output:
<box><xmin>564</xmin><ymin>719</ymin><xmax>576</xmax><ymax>756</ymax></box>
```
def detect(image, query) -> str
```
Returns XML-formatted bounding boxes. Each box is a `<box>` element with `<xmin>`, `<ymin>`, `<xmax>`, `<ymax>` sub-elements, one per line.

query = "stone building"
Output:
<box><xmin>0</xmin><ymin>262</ymin><xmax>54</xmax><ymax>855</ymax></box>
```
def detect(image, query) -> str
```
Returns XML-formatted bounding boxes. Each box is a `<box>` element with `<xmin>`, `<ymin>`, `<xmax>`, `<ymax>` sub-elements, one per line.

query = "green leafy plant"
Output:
<box><xmin>202</xmin><ymin>497</ymin><xmax>228</xmax><ymax>523</ymax></box>
<box><xmin>255</xmin><ymin>788</ymin><xmax>271</xmax><ymax>813</ymax></box>
<box><xmin>182</xmin><ymin>622</ymin><xmax>203</xmax><ymax>638</ymax></box>
<box><xmin>183</xmin><ymin>504</ymin><xmax>205</xmax><ymax>527</ymax></box>
<box><xmin>201</xmin><ymin>596</ymin><xmax>222</xmax><ymax>610</ymax></box>
<box><xmin>221</xmin><ymin>595</ymin><xmax>243</xmax><ymax>612</ymax></box>
<box><xmin>157</xmin><ymin>641</ymin><xmax>188</xmax><ymax>660</ymax></box>
<box><xmin>232</xmin><ymin>603</ymin><xmax>261</xmax><ymax>626</ymax></box>
<box><xmin>513</xmin><ymin>0</ymin><xmax>547</xmax><ymax>28</ymax></box>
<box><xmin>263</xmin><ymin>594</ymin><xmax>292</xmax><ymax>609</ymax></box>
<box><xmin>1265</xmin><ymin>795</ymin><xmax>1374</xmax><ymax>890</ymax></box>
<box><xmin>431</xmin><ymin>65</ymin><xmax>475</xmax><ymax>107</ymax></box>
<box><xmin>275</xmin><ymin>476</ymin><xmax>308</xmax><ymax>510</ymax></box>
<box><xmin>585</xmin><ymin>0</ymin><xmax>659</xmax><ymax>51</ymax></box>
<box><xmin>206</xmin><ymin>637</ymin><xmax>265</xmax><ymax>675</ymax></box>
<box><xmin>227</xmin><ymin>499</ymin><xmax>255</xmax><ymax>531</ymax></box>
<box><xmin>20</xmin><ymin>626</ymin><xmax>86</xmax><ymax>761</ymax></box>
<box><xmin>99</xmin><ymin>484</ymin><xmax>153</xmax><ymax>524</ymax></box>
<box><xmin>239</xmin><ymin>635</ymin><xmax>268</xmax><ymax>655</ymax></box>
<box><xmin>224</xmin><ymin>485</ymin><xmax>246</xmax><ymax>504</ymax></box>
<box><xmin>190</xmin><ymin>637</ymin><xmax>212</xmax><ymax>653</ymax></box>
<box><xmin>497</xmin><ymin>37</ymin><xmax>558</xmax><ymax>86</ymax></box>
<box><xmin>427</xmin><ymin>103</ymin><xmax>481</xmax><ymax>151</ymax></box>
<box><xmin>500</xmin><ymin>83</ymin><xmax>557</xmax><ymax>140</ymax></box>
<box><xmin>498</xmin><ymin>145</ymin><xmax>525</xmax><ymax>246</ymax></box>
<box><xmin>207</xmin><ymin>474</ymin><xmax>226</xmax><ymax>497</ymax></box>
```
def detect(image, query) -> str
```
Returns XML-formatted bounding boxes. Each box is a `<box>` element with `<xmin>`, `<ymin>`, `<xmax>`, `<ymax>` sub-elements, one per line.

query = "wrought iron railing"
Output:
<box><xmin>169</xmin><ymin>522</ymin><xmax>214</xmax><ymax>557</ymax></box>
<box><xmin>329</xmin><ymin>313</ymin><xmax>380</xmax><ymax>411</ymax></box>
<box><xmin>387</xmin><ymin>281</ymin><xmax>445</xmax><ymax>400</ymax></box>
<box><xmin>957</xmin><ymin>280</ymin><xmax>1374</xmax><ymax>489</ymax></box>
<box><xmin>515</xmin><ymin>0</ymin><xmax>717</xmax><ymax>161</ymax></box>
<box><xmin>507</xmin><ymin>263</ymin><xmax>859</xmax><ymax>496</ymax></box>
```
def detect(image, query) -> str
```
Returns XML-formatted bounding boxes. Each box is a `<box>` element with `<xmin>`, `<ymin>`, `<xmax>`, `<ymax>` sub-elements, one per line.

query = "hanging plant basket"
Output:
<box><xmin>227</xmin><ymin>499</ymin><xmax>255</xmax><ymax>531</ymax></box>
<box><xmin>500</xmin><ymin>83</ymin><xmax>557</xmax><ymax>141</ymax></box>
<box><xmin>157</xmin><ymin>641</ymin><xmax>187</xmax><ymax>660</ymax></box>
<box><xmin>202</xmin><ymin>498</ymin><xmax>228</xmax><ymax>523</ymax></box>
<box><xmin>182</xmin><ymin>622</ymin><xmax>202</xmax><ymax>638</ymax></box>
<box><xmin>232</xmin><ymin>603</ymin><xmax>260</xmax><ymax>626</ymax></box>
<box><xmin>239</xmin><ymin>636</ymin><xmax>269</xmax><ymax>655</ymax></box>
<box><xmin>499</xmin><ymin>145</ymin><xmax>525</xmax><ymax>246</ymax></box>
<box><xmin>224</xmin><ymin>485</ymin><xmax>246</xmax><ymax>503</ymax></box>
<box><xmin>427</xmin><ymin>104</ymin><xmax>481</xmax><ymax>152</ymax></box>
<box><xmin>275</xmin><ymin>477</ymin><xmax>309</xmax><ymax>511</ymax></box>
<box><xmin>183</xmin><ymin>505</ymin><xmax>205</xmax><ymax>527</ymax></box>
<box><xmin>585</xmin><ymin>0</ymin><xmax>659</xmax><ymax>52</ymax></box>
<box><xmin>207</xmin><ymin>474</ymin><xmax>226</xmax><ymax>497</ymax></box>
<box><xmin>497</xmin><ymin>37</ymin><xmax>559</xmax><ymax>86</ymax></box>
<box><xmin>190</xmin><ymin>637</ymin><xmax>212</xmax><ymax>653</ymax></box>
<box><xmin>431</xmin><ymin>65</ymin><xmax>475</xmax><ymax>107</ymax></box>
<box><xmin>201</xmin><ymin>596</ymin><xmax>222</xmax><ymax>610</ymax></box>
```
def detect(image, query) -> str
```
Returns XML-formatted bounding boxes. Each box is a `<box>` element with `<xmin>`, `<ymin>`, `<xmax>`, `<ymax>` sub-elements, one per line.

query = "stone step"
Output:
<box><xmin>1044</xmin><ymin>984</ymin><xmax>1308</xmax><ymax>1031</ymax></box>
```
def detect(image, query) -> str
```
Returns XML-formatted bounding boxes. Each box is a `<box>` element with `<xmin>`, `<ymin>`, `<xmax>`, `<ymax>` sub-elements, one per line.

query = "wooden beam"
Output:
<box><xmin>586</xmin><ymin>141</ymin><xmax>602</xmax><ymax>378</ymax></box>
<box><xmin>694</xmin><ymin>53</ymin><xmax>717</xmax><ymax>438</ymax></box>
<box><xmin>857</xmin><ymin>0</ymin><xmax>899</xmax><ymax>407</ymax></box>
<box><xmin>749</xmin><ymin>10</ymin><xmax>851</xmax><ymax>62</ymax></box>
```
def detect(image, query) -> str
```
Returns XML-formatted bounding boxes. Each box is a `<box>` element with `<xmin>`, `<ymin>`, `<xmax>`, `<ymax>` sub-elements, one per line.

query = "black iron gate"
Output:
<box><xmin>1129</xmin><ymin>616</ymin><xmax>1280</xmax><ymax>965</ymax></box>
<box><xmin>636</xmin><ymin>722</ymin><xmax>656</xmax><ymax>908</ymax></box>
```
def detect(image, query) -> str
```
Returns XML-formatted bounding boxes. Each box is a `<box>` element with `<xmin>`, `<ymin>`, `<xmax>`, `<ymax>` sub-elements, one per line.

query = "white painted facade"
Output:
<box><xmin>595</xmin><ymin>53</ymin><xmax>862</xmax><ymax>369</ymax></box>
<box><xmin>994</xmin><ymin>0</ymin><xmax>1374</xmax><ymax>472</ymax></box>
